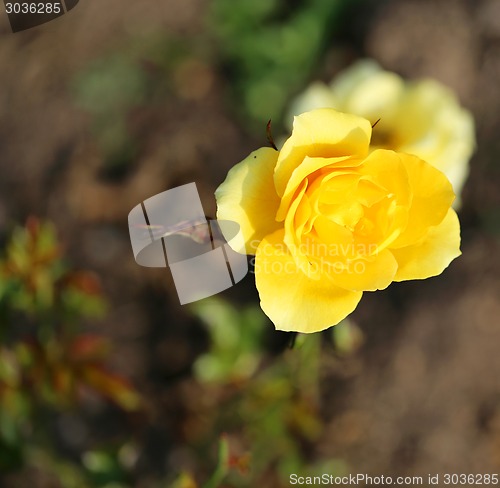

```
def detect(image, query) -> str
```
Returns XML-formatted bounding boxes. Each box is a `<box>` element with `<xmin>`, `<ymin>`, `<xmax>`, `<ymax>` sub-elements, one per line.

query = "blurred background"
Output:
<box><xmin>0</xmin><ymin>0</ymin><xmax>499</xmax><ymax>486</ymax></box>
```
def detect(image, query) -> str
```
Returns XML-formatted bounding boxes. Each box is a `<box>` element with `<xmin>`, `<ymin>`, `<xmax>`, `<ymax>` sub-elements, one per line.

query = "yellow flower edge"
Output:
<box><xmin>286</xmin><ymin>59</ymin><xmax>476</xmax><ymax>206</ymax></box>
<box><xmin>215</xmin><ymin>108</ymin><xmax>461</xmax><ymax>333</ymax></box>
<box><xmin>215</xmin><ymin>147</ymin><xmax>281</xmax><ymax>254</ymax></box>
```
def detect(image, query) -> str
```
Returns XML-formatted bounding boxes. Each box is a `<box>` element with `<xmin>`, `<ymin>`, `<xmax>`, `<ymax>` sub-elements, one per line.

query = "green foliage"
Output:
<box><xmin>190</xmin><ymin>297</ymin><xmax>266</xmax><ymax>383</ymax></box>
<box><xmin>82</xmin><ymin>447</ymin><xmax>132</xmax><ymax>487</ymax></box>
<box><xmin>0</xmin><ymin>218</ymin><xmax>104</xmax><ymax>323</ymax></box>
<box><xmin>208</xmin><ymin>0</ymin><xmax>347</xmax><ymax>129</ymax></box>
<box><xmin>183</xmin><ymin>298</ymin><xmax>345</xmax><ymax>487</ymax></box>
<box><xmin>22</xmin><ymin>445</ymin><xmax>135</xmax><ymax>488</ymax></box>
<box><xmin>331</xmin><ymin>318</ymin><xmax>364</xmax><ymax>356</ymax></box>
<box><xmin>235</xmin><ymin>333</ymin><xmax>323</xmax><ymax>482</ymax></box>
<box><xmin>0</xmin><ymin>218</ymin><xmax>141</xmax><ymax>477</ymax></box>
<box><xmin>202</xmin><ymin>435</ymin><xmax>230</xmax><ymax>488</ymax></box>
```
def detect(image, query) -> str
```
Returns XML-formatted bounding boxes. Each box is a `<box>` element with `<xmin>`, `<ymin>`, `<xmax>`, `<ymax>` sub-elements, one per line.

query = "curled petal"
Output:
<box><xmin>277</xmin><ymin>155</ymin><xmax>361</xmax><ymax>221</ymax></box>
<box><xmin>391</xmin><ymin>153</ymin><xmax>455</xmax><ymax>249</ymax></box>
<box><xmin>274</xmin><ymin>109</ymin><xmax>372</xmax><ymax>197</ymax></box>
<box><xmin>216</xmin><ymin>148</ymin><xmax>281</xmax><ymax>254</ymax></box>
<box><xmin>392</xmin><ymin>208</ymin><xmax>461</xmax><ymax>281</ymax></box>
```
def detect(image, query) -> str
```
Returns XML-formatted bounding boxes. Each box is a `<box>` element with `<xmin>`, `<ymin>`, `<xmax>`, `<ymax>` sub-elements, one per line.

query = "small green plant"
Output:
<box><xmin>0</xmin><ymin>218</ymin><xmax>141</xmax><ymax>475</ymax></box>
<box><xmin>190</xmin><ymin>297</ymin><xmax>266</xmax><ymax>384</ymax></box>
<box><xmin>182</xmin><ymin>298</ymin><xmax>346</xmax><ymax>487</ymax></box>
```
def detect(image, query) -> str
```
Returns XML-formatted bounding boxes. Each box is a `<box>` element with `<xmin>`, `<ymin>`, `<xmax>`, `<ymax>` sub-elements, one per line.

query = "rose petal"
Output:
<box><xmin>357</xmin><ymin>149</ymin><xmax>411</xmax><ymax>207</ymax></box>
<box><xmin>277</xmin><ymin>155</ymin><xmax>362</xmax><ymax>221</ymax></box>
<box><xmin>391</xmin><ymin>153</ymin><xmax>456</xmax><ymax>249</ymax></box>
<box><xmin>255</xmin><ymin>229</ymin><xmax>363</xmax><ymax>333</ymax></box>
<box><xmin>392</xmin><ymin>208</ymin><xmax>461</xmax><ymax>281</ymax></box>
<box><xmin>285</xmin><ymin>81</ymin><xmax>339</xmax><ymax>130</ymax></box>
<box><xmin>215</xmin><ymin>148</ymin><xmax>281</xmax><ymax>254</ymax></box>
<box><xmin>328</xmin><ymin>249</ymin><xmax>398</xmax><ymax>291</ymax></box>
<box><xmin>395</xmin><ymin>80</ymin><xmax>475</xmax><ymax>202</ymax></box>
<box><xmin>274</xmin><ymin>109</ymin><xmax>372</xmax><ymax>197</ymax></box>
<box><xmin>340</xmin><ymin>71</ymin><xmax>405</xmax><ymax>125</ymax></box>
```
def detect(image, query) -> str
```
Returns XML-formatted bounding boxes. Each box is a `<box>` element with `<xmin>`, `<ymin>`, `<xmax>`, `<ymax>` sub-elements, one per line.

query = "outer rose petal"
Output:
<box><xmin>285</xmin><ymin>81</ymin><xmax>339</xmax><ymax>130</ymax></box>
<box><xmin>338</xmin><ymin>71</ymin><xmax>404</xmax><ymax>125</ymax></box>
<box><xmin>396</xmin><ymin>79</ymin><xmax>475</xmax><ymax>204</ymax></box>
<box><xmin>328</xmin><ymin>249</ymin><xmax>398</xmax><ymax>292</ymax></box>
<box><xmin>215</xmin><ymin>148</ymin><xmax>281</xmax><ymax>254</ymax></box>
<box><xmin>274</xmin><ymin>109</ymin><xmax>372</xmax><ymax>196</ymax></box>
<box><xmin>329</xmin><ymin>59</ymin><xmax>383</xmax><ymax>104</ymax></box>
<box><xmin>255</xmin><ymin>230</ymin><xmax>363</xmax><ymax>333</ymax></box>
<box><xmin>392</xmin><ymin>209</ymin><xmax>461</xmax><ymax>281</ymax></box>
<box><xmin>391</xmin><ymin>153</ymin><xmax>456</xmax><ymax>248</ymax></box>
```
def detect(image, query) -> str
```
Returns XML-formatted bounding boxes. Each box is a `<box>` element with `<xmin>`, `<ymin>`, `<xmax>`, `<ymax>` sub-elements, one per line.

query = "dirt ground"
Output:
<box><xmin>0</xmin><ymin>0</ymin><xmax>499</xmax><ymax>483</ymax></box>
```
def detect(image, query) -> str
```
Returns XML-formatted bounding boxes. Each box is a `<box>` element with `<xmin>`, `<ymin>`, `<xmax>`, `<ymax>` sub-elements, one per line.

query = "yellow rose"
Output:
<box><xmin>287</xmin><ymin>60</ymin><xmax>475</xmax><ymax>206</ymax></box>
<box><xmin>216</xmin><ymin>108</ymin><xmax>461</xmax><ymax>333</ymax></box>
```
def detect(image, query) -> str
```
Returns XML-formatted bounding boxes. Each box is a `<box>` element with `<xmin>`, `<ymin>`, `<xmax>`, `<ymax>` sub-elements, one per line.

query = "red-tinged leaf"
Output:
<box><xmin>80</xmin><ymin>365</ymin><xmax>141</xmax><ymax>411</ymax></box>
<box><xmin>25</xmin><ymin>216</ymin><xmax>40</xmax><ymax>241</ymax></box>
<box><xmin>228</xmin><ymin>453</ymin><xmax>251</xmax><ymax>475</ymax></box>
<box><xmin>64</xmin><ymin>271</ymin><xmax>103</xmax><ymax>296</ymax></box>
<box><xmin>69</xmin><ymin>335</ymin><xmax>110</xmax><ymax>362</ymax></box>
<box><xmin>52</xmin><ymin>368</ymin><xmax>74</xmax><ymax>398</ymax></box>
<box><xmin>32</xmin><ymin>246</ymin><xmax>62</xmax><ymax>268</ymax></box>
